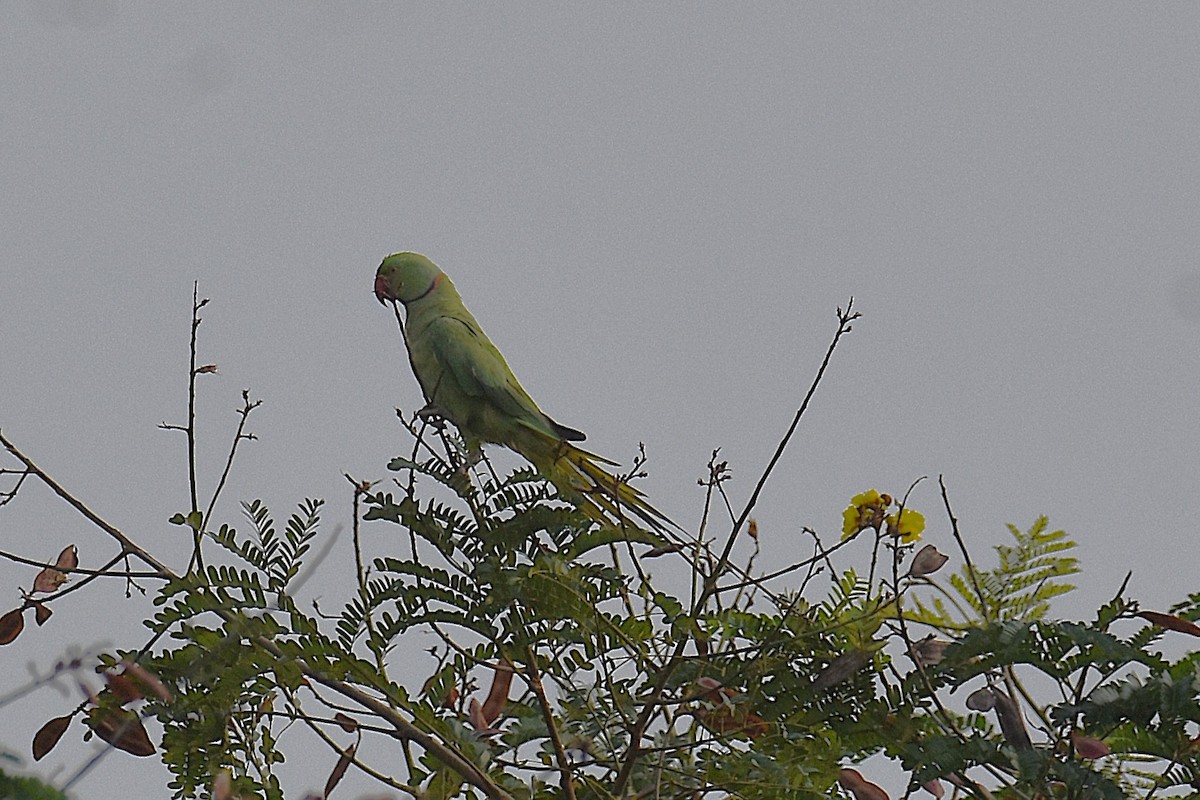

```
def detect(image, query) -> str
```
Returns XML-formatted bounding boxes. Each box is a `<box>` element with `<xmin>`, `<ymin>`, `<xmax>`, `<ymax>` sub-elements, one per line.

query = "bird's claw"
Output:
<box><xmin>416</xmin><ymin>404</ymin><xmax>448</xmax><ymax>429</ymax></box>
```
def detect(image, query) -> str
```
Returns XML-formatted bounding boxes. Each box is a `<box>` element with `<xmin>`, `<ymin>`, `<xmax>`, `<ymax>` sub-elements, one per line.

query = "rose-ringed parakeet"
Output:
<box><xmin>375</xmin><ymin>252</ymin><xmax>672</xmax><ymax>533</ymax></box>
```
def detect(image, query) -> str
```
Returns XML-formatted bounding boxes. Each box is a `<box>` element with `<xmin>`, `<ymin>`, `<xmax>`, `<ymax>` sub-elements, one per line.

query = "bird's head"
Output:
<box><xmin>375</xmin><ymin>252</ymin><xmax>445</xmax><ymax>305</ymax></box>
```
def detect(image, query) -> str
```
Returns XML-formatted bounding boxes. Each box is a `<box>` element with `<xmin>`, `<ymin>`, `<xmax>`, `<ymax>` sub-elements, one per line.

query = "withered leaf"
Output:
<box><xmin>119</xmin><ymin>659</ymin><xmax>173</xmax><ymax>702</ymax></box>
<box><xmin>55</xmin><ymin>544</ymin><xmax>79</xmax><ymax>571</ymax></box>
<box><xmin>813</xmin><ymin>648</ymin><xmax>873</xmax><ymax>690</ymax></box>
<box><xmin>33</xmin><ymin>545</ymin><xmax>78</xmax><ymax>593</ymax></box>
<box><xmin>323</xmin><ymin>743</ymin><xmax>355</xmax><ymax>798</ymax></box>
<box><xmin>1071</xmin><ymin>730</ymin><xmax>1112</xmax><ymax>759</ymax></box>
<box><xmin>644</xmin><ymin>542</ymin><xmax>683</xmax><ymax>558</ymax></box>
<box><xmin>467</xmin><ymin>698</ymin><xmax>501</xmax><ymax>736</ymax></box>
<box><xmin>0</xmin><ymin>608</ymin><xmax>25</xmax><ymax>644</ymax></box>
<box><xmin>33</xmin><ymin>570</ymin><xmax>65</xmax><ymax>594</ymax></box>
<box><xmin>480</xmin><ymin>662</ymin><xmax>513</xmax><ymax>726</ymax></box>
<box><xmin>88</xmin><ymin>707</ymin><xmax>156</xmax><ymax>757</ymax></box>
<box><xmin>105</xmin><ymin>673</ymin><xmax>144</xmax><ymax>704</ymax></box>
<box><xmin>689</xmin><ymin>677</ymin><xmax>768</xmax><ymax>740</ymax></box>
<box><xmin>838</xmin><ymin>768</ymin><xmax>891</xmax><ymax>800</ymax></box>
<box><xmin>334</xmin><ymin>712</ymin><xmax>358</xmax><ymax>734</ymax></box>
<box><xmin>33</xmin><ymin>602</ymin><xmax>52</xmax><ymax>626</ymax></box>
<box><xmin>212</xmin><ymin>770</ymin><xmax>233</xmax><ymax>800</ymax></box>
<box><xmin>1137</xmin><ymin>610</ymin><xmax>1200</xmax><ymax>637</ymax></box>
<box><xmin>32</xmin><ymin>714</ymin><xmax>72</xmax><ymax>760</ymax></box>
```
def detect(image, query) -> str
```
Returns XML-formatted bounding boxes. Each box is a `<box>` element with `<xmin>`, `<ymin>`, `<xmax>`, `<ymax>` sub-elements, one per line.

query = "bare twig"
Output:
<box><xmin>0</xmin><ymin>431</ymin><xmax>174</xmax><ymax>577</ymax></box>
<box><xmin>202</xmin><ymin>390</ymin><xmax>261</xmax><ymax>532</ymax></box>
<box><xmin>186</xmin><ymin>284</ymin><xmax>208</xmax><ymax>570</ymax></box>
<box><xmin>713</xmin><ymin>300</ymin><xmax>858</xmax><ymax>577</ymax></box>
<box><xmin>0</xmin><ymin>467</ymin><xmax>30</xmax><ymax>507</ymax></box>
<box><xmin>938</xmin><ymin>475</ymin><xmax>989</xmax><ymax>625</ymax></box>
<box><xmin>0</xmin><ymin>547</ymin><xmax>162</xmax><ymax>579</ymax></box>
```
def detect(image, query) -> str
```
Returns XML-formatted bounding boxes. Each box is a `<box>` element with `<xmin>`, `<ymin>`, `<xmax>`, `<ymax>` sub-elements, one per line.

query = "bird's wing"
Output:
<box><xmin>423</xmin><ymin>314</ymin><xmax>559</xmax><ymax>439</ymax></box>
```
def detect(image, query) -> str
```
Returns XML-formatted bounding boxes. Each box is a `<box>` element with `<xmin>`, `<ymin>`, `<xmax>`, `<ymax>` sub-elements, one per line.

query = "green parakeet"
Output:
<box><xmin>375</xmin><ymin>252</ymin><xmax>672</xmax><ymax>533</ymax></box>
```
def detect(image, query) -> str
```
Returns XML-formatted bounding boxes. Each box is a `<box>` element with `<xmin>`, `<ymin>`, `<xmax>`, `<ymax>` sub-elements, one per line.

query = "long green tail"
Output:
<box><xmin>547</xmin><ymin>442</ymin><xmax>677</xmax><ymax>534</ymax></box>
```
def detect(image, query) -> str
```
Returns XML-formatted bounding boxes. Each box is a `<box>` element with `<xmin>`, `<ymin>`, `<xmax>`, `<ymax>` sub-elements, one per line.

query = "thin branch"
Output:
<box><xmin>275</xmin><ymin>647</ymin><xmax>514</xmax><ymax>800</ymax></box>
<box><xmin>187</xmin><ymin>284</ymin><xmax>207</xmax><ymax>557</ymax></box>
<box><xmin>202</xmin><ymin>389</ymin><xmax>261</xmax><ymax>532</ymax></box>
<box><xmin>714</xmin><ymin>299</ymin><xmax>858</xmax><ymax>576</ymax></box>
<box><xmin>285</xmin><ymin>691</ymin><xmax>421</xmax><ymax>798</ymax></box>
<box><xmin>939</xmin><ymin>475</ymin><xmax>990</xmax><ymax>625</ymax></box>
<box><xmin>0</xmin><ymin>431</ymin><xmax>174</xmax><ymax>577</ymax></box>
<box><xmin>0</xmin><ymin>467</ymin><xmax>30</xmax><ymax>507</ymax></box>
<box><xmin>612</xmin><ymin>300</ymin><xmax>858</xmax><ymax>797</ymax></box>
<box><xmin>524</xmin><ymin>647</ymin><xmax>578</xmax><ymax>800</ymax></box>
<box><xmin>0</xmin><ymin>547</ymin><xmax>162</xmax><ymax>579</ymax></box>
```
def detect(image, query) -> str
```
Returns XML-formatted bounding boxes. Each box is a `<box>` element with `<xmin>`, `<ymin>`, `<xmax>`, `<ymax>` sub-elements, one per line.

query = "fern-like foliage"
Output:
<box><xmin>118</xmin><ymin>458</ymin><xmax>1200</xmax><ymax>800</ymax></box>
<box><xmin>906</xmin><ymin>515</ymin><xmax>1079</xmax><ymax>631</ymax></box>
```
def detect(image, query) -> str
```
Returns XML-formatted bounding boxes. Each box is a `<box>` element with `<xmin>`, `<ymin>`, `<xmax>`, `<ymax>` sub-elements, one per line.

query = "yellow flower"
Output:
<box><xmin>842</xmin><ymin>490</ymin><xmax>890</xmax><ymax>539</ymax></box>
<box><xmin>885</xmin><ymin>508</ymin><xmax>925</xmax><ymax>544</ymax></box>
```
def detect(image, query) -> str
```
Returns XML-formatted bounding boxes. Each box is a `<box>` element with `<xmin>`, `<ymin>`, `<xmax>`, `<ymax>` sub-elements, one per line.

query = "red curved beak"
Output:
<box><xmin>374</xmin><ymin>274</ymin><xmax>392</xmax><ymax>305</ymax></box>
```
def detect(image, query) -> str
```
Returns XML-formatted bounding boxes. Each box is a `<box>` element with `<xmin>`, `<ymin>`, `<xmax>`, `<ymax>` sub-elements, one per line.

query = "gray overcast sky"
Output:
<box><xmin>2</xmin><ymin>3</ymin><xmax>1200</xmax><ymax>797</ymax></box>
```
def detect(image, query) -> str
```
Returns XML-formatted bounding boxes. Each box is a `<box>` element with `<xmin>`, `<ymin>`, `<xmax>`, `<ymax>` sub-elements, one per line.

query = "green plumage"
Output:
<box><xmin>375</xmin><ymin>252</ymin><xmax>671</xmax><ymax>533</ymax></box>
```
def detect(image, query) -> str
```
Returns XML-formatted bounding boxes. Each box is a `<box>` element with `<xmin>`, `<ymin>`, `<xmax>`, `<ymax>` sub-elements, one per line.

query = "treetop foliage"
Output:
<box><xmin>1</xmin><ymin>292</ymin><xmax>1198</xmax><ymax>800</ymax></box>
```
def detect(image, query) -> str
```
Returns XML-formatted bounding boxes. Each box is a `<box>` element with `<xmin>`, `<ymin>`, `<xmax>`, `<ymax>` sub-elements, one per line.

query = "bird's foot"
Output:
<box><xmin>416</xmin><ymin>404</ymin><xmax>448</xmax><ymax>430</ymax></box>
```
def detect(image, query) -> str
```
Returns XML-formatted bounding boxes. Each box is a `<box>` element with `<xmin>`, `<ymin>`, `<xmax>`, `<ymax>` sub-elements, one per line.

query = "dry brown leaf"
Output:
<box><xmin>55</xmin><ymin>544</ymin><xmax>79</xmax><ymax>571</ymax></box>
<box><xmin>813</xmin><ymin>648</ymin><xmax>873</xmax><ymax>690</ymax></box>
<box><xmin>323</xmin><ymin>743</ymin><xmax>355</xmax><ymax>798</ymax></box>
<box><xmin>212</xmin><ymin>770</ymin><xmax>233</xmax><ymax>800</ymax></box>
<box><xmin>908</xmin><ymin>544</ymin><xmax>949</xmax><ymax>577</ymax></box>
<box><xmin>105</xmin><ymin>673</ymin><xmax>144</xmax><ymax>705</ymax></box>
<box><xmin>32</xmin><ymin>714</ymin><xmax>72</xmax><ymax>761</ymax></box>
<box><xmin>690</xmin><ymin>677</ymin><xmax>768</xmax><ymax>739</ymax></box>
<box><xmin>120</xmin><ymin>659</ymin><xmax>173</xmax><ymax>702</ymax></box>
<box><xmin>33</xmin><ymin>545</ymin><xmax>78</xmax><ymax>594</ymax></box>
<box><xmin>89</xmin><ymin>707</ymin><xmax>156</xmax><ymax>757</ymax></box>
<box><xmin>0</xmin><ymin>608</ymin><xmax>25</xmax><ymax>645</ymax></box>
<box><xmin>479</xmin><ymin>661</ymin><xmax>513</xmax><ymax>726</ymax></box>
<box><xmin>1137</xmin><ymin>610</ymin><xmax>1200</xmax><ymax>637</ymax></box>
<box><xmin>1071</xmin><ymin>731</ymin><xmax>1112</xmax><ymax>759</ymax></box>
<box><xmin>838</xmin><ymin>768</ymin><xmax>891</xmax><ymax>800</ymax></box>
